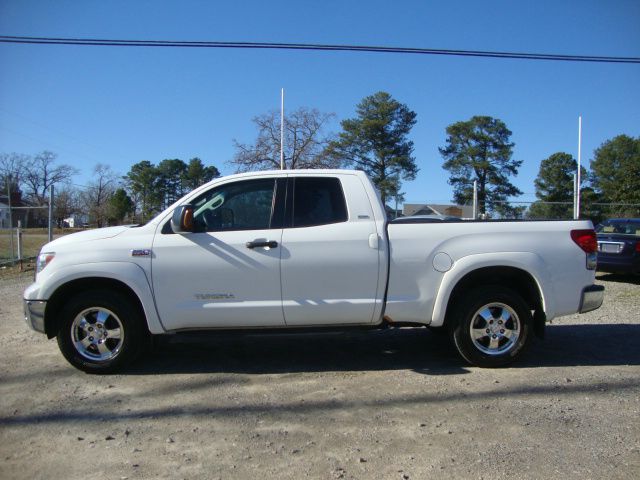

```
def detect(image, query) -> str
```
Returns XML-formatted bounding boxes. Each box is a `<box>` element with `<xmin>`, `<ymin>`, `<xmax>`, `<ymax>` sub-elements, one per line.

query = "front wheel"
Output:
<box><xmin>449</xmin><ymin>286</ymin><xmax>532</xmax><ymax>368</ymax></box>
<box><xmin>56</xmin><ymin>290</ymin><xmax>146</xmax><ymax>373</ymax></box>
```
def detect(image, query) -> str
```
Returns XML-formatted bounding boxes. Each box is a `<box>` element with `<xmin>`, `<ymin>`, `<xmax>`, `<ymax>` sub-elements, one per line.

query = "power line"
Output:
<box><xmin>1</xmin><ymin>35</ymin><xmax>639</xmax><ymax>64</ymax></box>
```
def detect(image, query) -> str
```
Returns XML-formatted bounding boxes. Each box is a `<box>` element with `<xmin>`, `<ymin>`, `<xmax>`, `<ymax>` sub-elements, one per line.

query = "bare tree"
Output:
<box><xmin>23</xmin><ymin>151</ymin><xmax>77</xmax><ymax>205</ymax></box>
<box><xmin>0</xmin><ymin>152</ymin><xmax>29</xmax><ymax>181</ymax></box>
<box><xmin>54</xmin><ymin>186</ymin><xmax>81</xmax><ymax>227</ymax></box>
<box><xmin>231</xmin><ymin>107</ymin><xmax>340</xmax><ymax>171</ymax></box>
<box><xmin>1</xmin><ymin>153</ymin><xmax>28</xmax><ymax>205</ymax></box>
<box><xmin>81</xmin><ymin>164</ymin><xmax>119</xmax><ymax>227</ymax></box>
<box><xmin>1</xmin><ymin>153</ymin><xmax>29</xmax><ymax>229</ymax></box>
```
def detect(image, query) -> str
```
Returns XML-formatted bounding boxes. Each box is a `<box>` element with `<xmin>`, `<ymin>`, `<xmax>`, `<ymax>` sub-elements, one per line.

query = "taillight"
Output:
<box><xmin>636</xmin><ymin>241</ymin><xmax>640</xmax><ymax>253</ymax></box>
<box><xmin>571</xmin><ymin>230</ymin><xmax>597</xmax><ymax>253</ymax></box>
<box><xmin>571</xmin><ymin>230</ymin><xmax>597</xmax><ymax>270</ymax></box>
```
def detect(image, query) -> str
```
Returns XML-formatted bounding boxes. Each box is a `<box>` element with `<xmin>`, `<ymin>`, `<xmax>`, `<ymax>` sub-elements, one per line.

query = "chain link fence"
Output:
<box><xmin>493</xmin><ymin>200</ymin><xmax>640</xmax><ymax>222</ymax></box>
<box><xmin>0</xmin><ymin>205</ymin><xmax>54</xmax><ymax>268</ymax></box>
<box><xmin>4</xmin><ymin>197</ymin><xmax>639</xmax><ymax>268</ymax></box>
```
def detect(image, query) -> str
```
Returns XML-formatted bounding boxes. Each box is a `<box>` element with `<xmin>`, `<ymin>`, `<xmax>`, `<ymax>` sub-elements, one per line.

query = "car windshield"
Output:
<box><xmin>596</xmin><ymin>220</ymin><xmax>640</xmax><ymax>236</ymax></box>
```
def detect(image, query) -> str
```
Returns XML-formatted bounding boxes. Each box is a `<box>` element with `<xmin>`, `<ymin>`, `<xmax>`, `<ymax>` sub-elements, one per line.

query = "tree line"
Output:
<box><xmin>2</xmin><ymin>91</ymin><xmax>638</xmax><ymax>227</ymax></box>
<box><xmin>231</xmin><ymin>91</ymin><xmax>639</xmax><ymax>220</ymax></box>
<box><xmin>124</xmin><ymin>158</ymin><xmax>219</xmax><ymax>222</ymax></box>
<box><xmin>0</xmin><ymin>154</ymin><xmax>219</xmax><ymax>227</ymax></box>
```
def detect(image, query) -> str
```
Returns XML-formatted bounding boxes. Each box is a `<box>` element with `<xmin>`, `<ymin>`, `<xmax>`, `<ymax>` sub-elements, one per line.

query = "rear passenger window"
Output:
<box><xmin>292</xmin><ymin>177</ymin><xmax>348</xmax><ymax>228</ymax></box>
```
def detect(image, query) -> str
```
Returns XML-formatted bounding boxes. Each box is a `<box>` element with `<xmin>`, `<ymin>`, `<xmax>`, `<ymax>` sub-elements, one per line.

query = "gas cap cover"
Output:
<box><xmin>433</xmin><ymin>252</ymin><xmax>453</xmax><ymax>272</ymax></box>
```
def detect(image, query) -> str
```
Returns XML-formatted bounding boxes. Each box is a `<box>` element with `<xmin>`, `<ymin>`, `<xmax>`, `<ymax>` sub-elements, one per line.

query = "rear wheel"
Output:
<box><xmin>56</xmin><ymin>290</ymin><xmax>146</xmax><ymax>373</ymax></box>
<box><xmin>449</xmin><ymin>286</ymin><xmax>532</xmax><ymax>367</ymax></box>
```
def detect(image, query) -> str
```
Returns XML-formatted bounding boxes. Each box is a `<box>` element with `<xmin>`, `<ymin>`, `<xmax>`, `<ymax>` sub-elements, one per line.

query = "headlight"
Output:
<box><xmin>36</xmin><ymin>252</ymin><xmax>55</xmax><ymax>275</ymax></box>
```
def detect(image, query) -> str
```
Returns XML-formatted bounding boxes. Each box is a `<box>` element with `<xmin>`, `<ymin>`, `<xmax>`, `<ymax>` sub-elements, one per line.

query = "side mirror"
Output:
<box><xmin>171</xmin><ymin>204</ymin><xmax>195</xmax><ymax>233</ymax></box>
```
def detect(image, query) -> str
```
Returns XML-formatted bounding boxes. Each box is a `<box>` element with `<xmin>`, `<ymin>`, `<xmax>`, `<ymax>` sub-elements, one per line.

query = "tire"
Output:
<box><xmin>449</xmin><ymin>286</ymin><xmax>532</xmax><ymax>368</ymax></box>
<box><xmin>56</xmin><ymin>289</ymin><xmax>146</xmax><ymax>373</ymax></box>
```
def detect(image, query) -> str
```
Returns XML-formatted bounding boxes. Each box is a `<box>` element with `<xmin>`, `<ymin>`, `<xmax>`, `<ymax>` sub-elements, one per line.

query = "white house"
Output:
<box><xmin>63</xmin><ymin>214</ymin><xmax>89</xmax><ymax>228</ymax></box>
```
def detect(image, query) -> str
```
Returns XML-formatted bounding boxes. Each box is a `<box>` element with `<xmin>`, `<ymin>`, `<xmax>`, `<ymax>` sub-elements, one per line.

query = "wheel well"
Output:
<box><xmin>44</xmin><ymin>277</ymin><xmax>147</xmax><ymax>339</ymax></box>
<box><xmin>444</xmin><ymin>267</ymin><xmax>546</xmax><ymax>338</ymax></box>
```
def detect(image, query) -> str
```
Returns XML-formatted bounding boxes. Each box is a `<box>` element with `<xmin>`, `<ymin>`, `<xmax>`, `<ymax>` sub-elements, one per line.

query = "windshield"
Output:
<box><xmin>596</xmin><ymin>219</ymin><xmax>640</xmax><ymax>236</ymax></box>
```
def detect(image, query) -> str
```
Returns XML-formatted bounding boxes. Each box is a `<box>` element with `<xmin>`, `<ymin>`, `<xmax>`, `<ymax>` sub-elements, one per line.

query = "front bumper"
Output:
<box><xmin>579</xmin><ymin>285</ymin><xmax>605</xmax><ymax>313</ymax></box>
<box><xmin>24</xmin><ymin>300</ymin><xmax>47</xmax><ymax>333</ymax></box>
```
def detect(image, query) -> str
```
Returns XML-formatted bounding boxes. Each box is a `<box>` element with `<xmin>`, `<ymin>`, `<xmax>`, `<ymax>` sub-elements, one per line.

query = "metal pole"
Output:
<box><xmin>472</xmin><ymin>180</ymin><xmax>478</xmax><ymax>219</ymax></box>
<box><xmin>573</xmin><ymin>173</ymin><xmax>578</xmax><ymax>220</ymax></box>
<box><xmin>280</xmin><ymin>88</ymin><xmax>285</xmax><ymax>170</ymax></box>
<box><xmin>48</xmin><ymin>184</ymin><xmax>54</xmax><ymax>242</ymax></box>
<box><xmin>16</xmin><ymin>219</ymin><xmax>23</xmax><ymax>271</ymax></box>
<box><xmin>576</xmin><ymin>116</ymin><xmax>582</xmax><ymax>219</ymax></box>
<box><xmin>394</xmin><ymin>194</ymin><xmax>398</xmax><ymax>220</ymax></box>
<box><xmin>6</xmin><ymin>174</ymin><xmax>15</xmax><ymax>261</ymax></box>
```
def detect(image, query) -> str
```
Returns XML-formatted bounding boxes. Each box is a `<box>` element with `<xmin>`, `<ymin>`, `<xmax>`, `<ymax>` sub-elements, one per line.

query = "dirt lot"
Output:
<box><xmin>1</xmin><ymin>270</ymin><xmax>638</xmax><ymax>480</ymax></box>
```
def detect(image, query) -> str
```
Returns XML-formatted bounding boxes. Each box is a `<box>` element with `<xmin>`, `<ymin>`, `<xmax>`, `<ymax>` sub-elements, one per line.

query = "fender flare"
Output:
<box><xmin>39</xmin><ymin>262</ymin><xmax>166</xmax><ymax>334</ymax></box>
<box><xmin>428</xmin><ymin>252</ymin><xmax>554</xmax><ymax>327</ymax></box>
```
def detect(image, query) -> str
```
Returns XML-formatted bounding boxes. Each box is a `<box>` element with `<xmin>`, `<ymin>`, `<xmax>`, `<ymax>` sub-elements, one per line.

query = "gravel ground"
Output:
<box><xmin>0</xmin><ymin>270</ymin><xmax>638</xmax><ymax>480</ymax></box>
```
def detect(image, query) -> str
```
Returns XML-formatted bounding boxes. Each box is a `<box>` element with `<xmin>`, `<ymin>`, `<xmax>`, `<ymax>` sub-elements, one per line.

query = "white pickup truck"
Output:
<box><xmin>24</xmin><ymin>170</ymin><xmax>604</xmax><ymax>373</ymax></box>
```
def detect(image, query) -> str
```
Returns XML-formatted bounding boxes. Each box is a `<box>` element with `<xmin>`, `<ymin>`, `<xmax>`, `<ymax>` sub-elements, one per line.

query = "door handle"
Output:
<box><xmin>245</xmin><ymin>240</ymin><xmax>278</xmax><ymax>249</ymax></box>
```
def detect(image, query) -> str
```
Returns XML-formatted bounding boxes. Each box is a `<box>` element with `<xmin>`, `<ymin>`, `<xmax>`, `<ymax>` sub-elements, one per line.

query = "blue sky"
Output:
<box><xmin>1</xmin><ymin>0</ymin><xmax>639</xmax><ymax>205</ymax></box>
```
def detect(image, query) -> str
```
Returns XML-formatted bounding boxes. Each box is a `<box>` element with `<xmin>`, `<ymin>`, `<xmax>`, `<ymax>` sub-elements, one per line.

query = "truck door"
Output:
<box><xmin>151</xmin><ymin>177</ymin><xmax>286</xmax><ymax>330</ymax></box>
<box><xmin>280</xmin><ymin>174</ymin><xmax>384</xmax><ymax>326</ymax></box>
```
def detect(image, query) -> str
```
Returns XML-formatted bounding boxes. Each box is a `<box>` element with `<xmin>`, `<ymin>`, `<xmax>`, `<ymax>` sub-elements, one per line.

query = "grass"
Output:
<box><xmin>0</xmin><ymin>262</ymin><xmax>35</xmax><ymax>279</ymax></box>
<box><xmin>0</xmin><ymin>228</ymin><xmax>80</xmax><ymax>263</ymax></box>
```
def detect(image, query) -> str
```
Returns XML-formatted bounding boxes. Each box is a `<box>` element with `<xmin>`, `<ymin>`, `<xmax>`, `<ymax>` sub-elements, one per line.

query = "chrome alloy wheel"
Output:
<box><xmin>469</xmin><ymin>302</ymin><xmax>521</xmax><ymax>356</ymax></box>
<box><xmin>71</xmin><ymin>307</ymin><xmax>124</xmax><ymax>361</ymax></box>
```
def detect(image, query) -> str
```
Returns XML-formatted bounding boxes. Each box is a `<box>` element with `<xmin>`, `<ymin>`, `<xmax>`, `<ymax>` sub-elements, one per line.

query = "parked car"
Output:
<box><xmin>596</xmin><ymin>218</ymin><xmax>640</xmax><ymax>274</ymax></box>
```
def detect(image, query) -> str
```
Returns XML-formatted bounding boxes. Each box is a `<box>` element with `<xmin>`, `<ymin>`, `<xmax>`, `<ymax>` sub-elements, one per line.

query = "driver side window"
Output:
<box><xmin>191</xmin><ymin>178</ymin><xmax>276</xmax><ymax>232</ymax></box>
